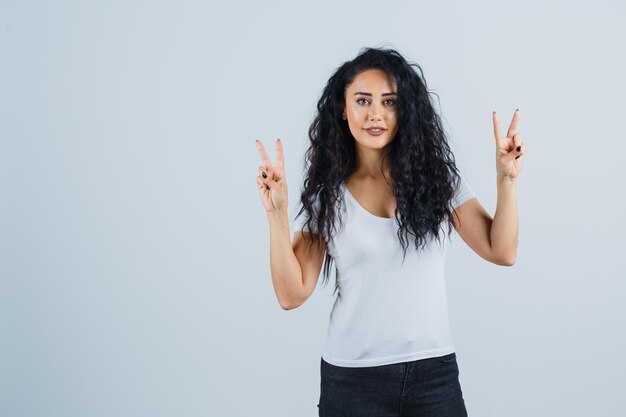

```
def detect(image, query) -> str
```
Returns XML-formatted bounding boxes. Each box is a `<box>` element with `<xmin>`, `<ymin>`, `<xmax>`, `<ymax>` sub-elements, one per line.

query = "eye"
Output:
<box><xmin>384</xmin><ymin>99</ymin><xmax>397</xmax><ymax>106</ymax></box>
<box><xmin>356</xmin><ymin>98</ymin><xmax>369</xmax><ymax>105</ymax></box>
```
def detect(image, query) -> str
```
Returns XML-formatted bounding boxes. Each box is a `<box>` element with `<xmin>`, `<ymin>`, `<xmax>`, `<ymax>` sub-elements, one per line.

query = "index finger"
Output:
<box><xmin>255</xmin><ymin>140</ymin><xmax>273</xmax><ymax>169</ymax></box>
<box><xmin>507</xmin><ymin>109</ymin><xmax>520</xmax><ymax>138</ymax></box>
<box><xmin>275</xmin><ymin>138</ymin><xmax>284</xmax><ymax>170</ymax></box>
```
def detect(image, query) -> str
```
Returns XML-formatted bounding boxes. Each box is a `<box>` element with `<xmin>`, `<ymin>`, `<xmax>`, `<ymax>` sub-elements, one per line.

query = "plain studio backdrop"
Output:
<box><xmin>1</xmin><ymin>1</ymin><xmax>624</xmax><ymax>416</ymax></box>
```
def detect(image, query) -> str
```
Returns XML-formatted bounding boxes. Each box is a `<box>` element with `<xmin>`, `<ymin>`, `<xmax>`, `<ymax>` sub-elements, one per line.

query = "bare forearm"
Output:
<box><xmin>490</xmin><ymin>176</ymin><xmax>519</xmax><ymax>265</ymax></box>
<box><xmin>267</xmin><ymin>209</ymin><xmax>303</xmax><ymax>309</ymax></box>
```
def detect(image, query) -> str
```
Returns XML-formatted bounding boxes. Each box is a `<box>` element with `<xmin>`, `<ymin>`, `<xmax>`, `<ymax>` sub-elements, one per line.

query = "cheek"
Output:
<box><xmin>349</xmin><ymin>107</ymin><xmax>363</xmax><ymax>118</ymax></box>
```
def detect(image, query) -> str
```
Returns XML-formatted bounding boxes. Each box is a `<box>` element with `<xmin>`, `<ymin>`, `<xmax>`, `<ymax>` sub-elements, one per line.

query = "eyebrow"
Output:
<box><xmin>353</xmin><ymin>91</ymin><xmax>398</xmax><ymax>97</ymax></box>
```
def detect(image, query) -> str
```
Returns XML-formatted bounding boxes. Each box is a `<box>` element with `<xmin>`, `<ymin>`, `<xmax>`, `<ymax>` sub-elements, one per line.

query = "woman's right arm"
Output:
<box><xmin>266</xmin><ymin>210</ymin><xmax>326</xmax><ymax>310</ymax></box>
<box><xmin>266</xmin><ymin>209</ymin><xmax>303</xmax><ymax>309</ymax></box>
<box><xmin>256</xmin><ymin>139</ymin><xmax>325</xmax><ymax>310</ymax></box>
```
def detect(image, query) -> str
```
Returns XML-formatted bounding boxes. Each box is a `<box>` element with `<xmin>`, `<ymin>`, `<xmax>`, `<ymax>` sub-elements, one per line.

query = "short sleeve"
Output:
<box><xmin>292</xmin><ymin>190</ymin><xmax>322</xmax><ymax>234</ymax></box>
<box><xmin>451</xmin><ymin>174</ymin><xmax>476</xmax><ymax>209</ymax></box>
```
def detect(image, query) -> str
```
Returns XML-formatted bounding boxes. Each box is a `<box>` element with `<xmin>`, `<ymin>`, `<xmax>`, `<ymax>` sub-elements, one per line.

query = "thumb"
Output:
<box><xmin>266</xmin><ymin>177</ymin><xmax>280</xmax><ymax>189</ymax></box>
<box><xmin>267</xmin><ymin>176</ymin><xmax>287</xmax><ymax>191</ymax></box>
<box><xmin>500</xmin><ymin>148</ymin><xmax>519</xmax><ymax>165</ymax></box>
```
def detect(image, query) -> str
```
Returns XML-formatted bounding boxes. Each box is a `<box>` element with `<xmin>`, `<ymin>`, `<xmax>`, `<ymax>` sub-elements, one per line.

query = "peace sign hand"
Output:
<box><xmin>493</xmin><ymin>110</ymin><xmax>526</xmax><ymax>180</ymax></box>
<box><xmin>255</xmin><ymin>138</ymin><xmax>288</xmax><ymax>214</ymax></box>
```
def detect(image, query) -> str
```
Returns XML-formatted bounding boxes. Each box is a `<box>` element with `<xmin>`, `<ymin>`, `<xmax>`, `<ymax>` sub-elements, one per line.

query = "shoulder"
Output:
<box><xmin>451</xmin><ymin>174</ymin><xmax>476</xmax><ymax>210</ymax></box>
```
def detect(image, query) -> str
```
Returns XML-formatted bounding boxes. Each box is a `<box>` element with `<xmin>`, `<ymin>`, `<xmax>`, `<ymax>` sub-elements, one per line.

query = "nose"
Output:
<box><xmin>368</xmin><ymin>103</ymin><xmax>383</xmax><ymax>121</ymax></box>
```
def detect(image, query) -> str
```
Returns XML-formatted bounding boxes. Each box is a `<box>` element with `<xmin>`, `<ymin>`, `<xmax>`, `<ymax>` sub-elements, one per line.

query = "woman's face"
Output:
<box><xmin>342</xmin><ymin>69</ymin><xmax>399</xmax><ymax>151</ymax></box>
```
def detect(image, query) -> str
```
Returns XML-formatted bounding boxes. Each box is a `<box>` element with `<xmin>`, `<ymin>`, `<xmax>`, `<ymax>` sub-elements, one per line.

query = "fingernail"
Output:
<box><xmin>277</xmin><ymin>138</ymin><xmax>280</xmax><ymax>142</ymax></box>
<box><xmin>266</xmin><ymin>185</ymin><xmax>270</xmax><ymax>190</ymax></box>
<box><xmin>262</xmin><ymin>172</ymin><xmax>267</xmax><ymax>178</ymax></box>
<box><xmin>516</xmin><ymin>145</ymin><xmax>521</xmax><ymax>152</ymax></box>
<box><xmin>516</xmin><ymin>108</ymin><xmax>519</xmax><ymax>112</ymax></box>
<box><xmin>493</xmin><ymin>111</ymin><xmax>496</xmax><ymax>115</ymax></box>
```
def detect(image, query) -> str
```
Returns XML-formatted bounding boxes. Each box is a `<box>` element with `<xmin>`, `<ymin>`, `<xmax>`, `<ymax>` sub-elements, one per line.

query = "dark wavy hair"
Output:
<box><xmin>295</xmin><ymin>46</ymin><xmax>466</xmax><ymax>294</ymax></box>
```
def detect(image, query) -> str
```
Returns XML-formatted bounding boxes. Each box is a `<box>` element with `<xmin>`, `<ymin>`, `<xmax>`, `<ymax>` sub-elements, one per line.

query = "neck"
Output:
<box><xmin>353</xmin><ymin>146</ymin><xmax>390</xmax><ymax>179</ymax></box>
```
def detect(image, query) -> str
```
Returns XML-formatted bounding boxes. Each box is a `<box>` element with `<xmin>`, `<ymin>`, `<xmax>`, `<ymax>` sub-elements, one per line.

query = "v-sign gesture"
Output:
<box><xmin>493</xmin><ymin>110</ymin><xmax>526</xmax><ymax>180</ymax></box>
<box><xmin>256</xmin><ymin>138</ymin><xmax>288</xmax><ymax>213</ymax></box>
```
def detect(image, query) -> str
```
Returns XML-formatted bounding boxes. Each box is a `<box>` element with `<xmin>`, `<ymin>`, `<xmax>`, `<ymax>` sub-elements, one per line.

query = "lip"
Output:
<box><xmin>364</xmin><ymin>127</ymin><xmax>387</xmax><ymax>136</ymax></box>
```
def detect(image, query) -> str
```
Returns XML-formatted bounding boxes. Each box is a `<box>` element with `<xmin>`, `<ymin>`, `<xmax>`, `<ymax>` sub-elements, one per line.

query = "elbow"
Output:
<box><xmin>495</xmin><ymin>254</ymin><xmax>516</xmax><ymax>266</ymax></box>
<box><xmin>490</xmin><ymin>248</ymin><xmax>517</xmax><ymax>266</ymax></box>
<box><xmin>279</xmin><ymin>285</ymin><xmax>307</xmax><ymax>310</ymax></box>
<box><xmin>280</xmin><ymin>301</ymin><xmax>295</xmax><ymax>310</ymax></box>
<box><xmin>501</xmin><ymin>258</ymin><xmax>516</xmax><ymax>267</ymax></box>
<box><xmin>280</xmin><ymin>302</ymin><xmax>301</xmax><ymax>311</ymax></box>
<box><xmin>279</xmin><ymin>297</ymin><xmax>303</xmax><ymax>311</ymax></box>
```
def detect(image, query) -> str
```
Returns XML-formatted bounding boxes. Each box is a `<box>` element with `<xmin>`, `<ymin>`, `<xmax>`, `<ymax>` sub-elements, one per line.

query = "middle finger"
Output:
<box><xmin>256</xmin><ymin>140</ymin><xmax>273</xmax><ymax>169</ymax></box>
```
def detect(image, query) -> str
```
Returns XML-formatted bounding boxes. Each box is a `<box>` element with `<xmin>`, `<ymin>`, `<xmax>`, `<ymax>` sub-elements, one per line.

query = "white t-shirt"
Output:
<box><xmin>292</xmin><ymin>176</ymin><xmax>476</xmax><ymax>367</ymax></box>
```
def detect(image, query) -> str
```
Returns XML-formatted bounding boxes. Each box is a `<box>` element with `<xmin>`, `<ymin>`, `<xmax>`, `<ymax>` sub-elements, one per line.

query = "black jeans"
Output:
<box><xmin>318</xmin><ymin>352</ymin><xmax>468</xmax><ymax>417</ymax></box>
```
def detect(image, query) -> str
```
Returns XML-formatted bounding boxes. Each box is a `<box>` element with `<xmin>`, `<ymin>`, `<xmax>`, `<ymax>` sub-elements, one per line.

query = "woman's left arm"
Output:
<box><xmin>452</xmin><ymin>110</ymin><xmax>526</xmax><ymax>266</ymax></box>
<box><xmin>490</xmin><ymin>176</ymin><xmax>519</xmax><ymax>265</ymax></box>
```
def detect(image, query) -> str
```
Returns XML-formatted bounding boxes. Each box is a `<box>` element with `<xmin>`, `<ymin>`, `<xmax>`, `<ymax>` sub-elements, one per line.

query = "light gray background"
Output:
<box><xmin>1</xmin><ymin>1</ymin><xmax>624</xmax><ymax>416</ymax></box>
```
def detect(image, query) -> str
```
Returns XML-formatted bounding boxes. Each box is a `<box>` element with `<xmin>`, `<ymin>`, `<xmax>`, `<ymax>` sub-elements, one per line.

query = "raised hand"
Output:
<box><xmin>493</xmin><ymin>109</ymin><xmax>526</xmax><ymax>180</ymax></box>
<box><xmin>256</xmin><ymin>138</ymin><xmax>288</xmax><ymax>213</ymax></box>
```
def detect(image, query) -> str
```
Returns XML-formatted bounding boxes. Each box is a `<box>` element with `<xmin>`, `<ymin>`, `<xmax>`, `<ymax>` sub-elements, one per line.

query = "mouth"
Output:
<box><xmin>364</xmin><ymin>128</ymin><xmax>387</xmax><ymax>136</ymax></box>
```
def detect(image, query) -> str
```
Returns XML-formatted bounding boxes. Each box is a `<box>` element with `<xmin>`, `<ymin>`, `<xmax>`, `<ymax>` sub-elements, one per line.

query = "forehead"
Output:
<box><xmin>347</xmin><ymin>69</ymin><xmax>397</xmax><ymax>92</ymax></box>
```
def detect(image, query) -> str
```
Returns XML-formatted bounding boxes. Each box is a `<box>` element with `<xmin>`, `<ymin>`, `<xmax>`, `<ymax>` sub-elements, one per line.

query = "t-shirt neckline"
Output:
<box><xmin>341</xmin><ymin>181</ymin><xmax>395</xmax><ymax>222</ymax></box>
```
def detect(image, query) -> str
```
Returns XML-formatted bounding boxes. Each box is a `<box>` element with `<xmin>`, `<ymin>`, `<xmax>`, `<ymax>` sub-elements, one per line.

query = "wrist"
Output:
<box><xmin>497</xmin><ymin>175</ymin><xmax>516</xmax><ymax>185</ymax></box>
<box><xmin>266</xmin><ymin>207</ymin><xmax>288</xmax><ymax>221</ymax></box>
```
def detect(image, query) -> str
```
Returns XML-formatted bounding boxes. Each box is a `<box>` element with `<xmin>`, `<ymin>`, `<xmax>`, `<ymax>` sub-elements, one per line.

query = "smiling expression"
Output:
<box><xmin>342</xmin><ymin>69</ymin><xmax>399</xmax><ymax>151</ymax></box>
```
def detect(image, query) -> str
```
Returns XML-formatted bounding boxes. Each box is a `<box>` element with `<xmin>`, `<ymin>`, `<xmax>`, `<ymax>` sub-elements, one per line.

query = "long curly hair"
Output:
<box><xmin>295</xmin><ymin>46</ymin><xmax>466</xmax><ymax>293</ymax></box>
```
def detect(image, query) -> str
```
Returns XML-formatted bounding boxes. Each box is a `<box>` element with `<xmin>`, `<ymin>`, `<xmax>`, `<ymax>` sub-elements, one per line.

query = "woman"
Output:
<box><xmin>255</xmin><ymin>47</ymin><xmax>525</xmax><ymax>417</ymax></box>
